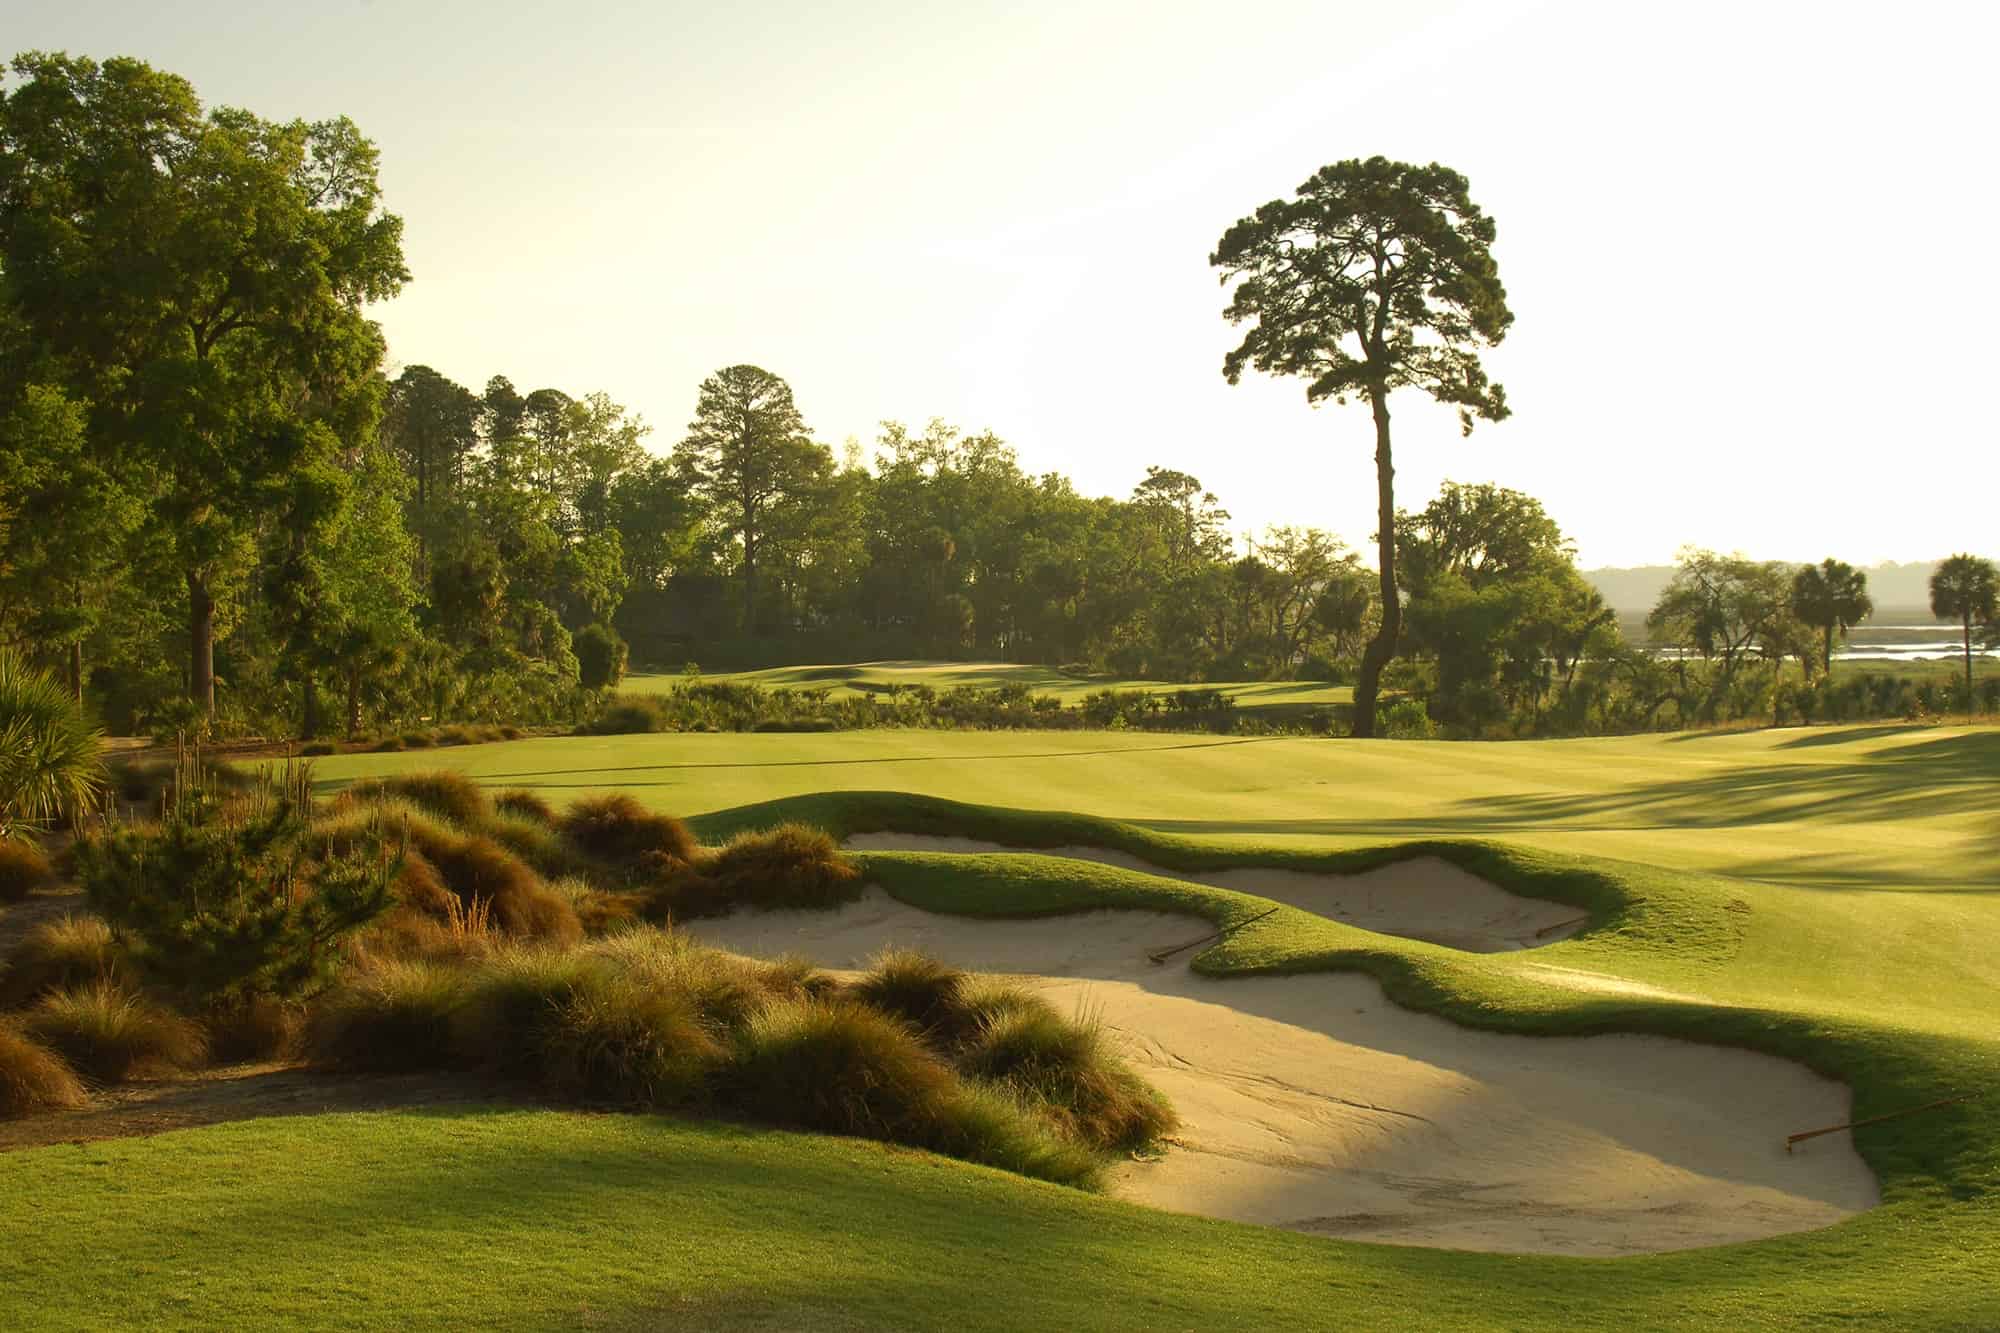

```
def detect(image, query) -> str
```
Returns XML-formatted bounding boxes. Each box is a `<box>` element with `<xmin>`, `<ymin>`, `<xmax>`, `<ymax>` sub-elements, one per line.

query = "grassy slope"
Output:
<box><xmin>7</xmin><ymin>723</ymin><xmax>1998</xmax><ymax>1328</ymax></box>
<box><xmin>623</xmin><ymin>660</ymin><xmax>1354</xmax><ymax>713</ymax></box>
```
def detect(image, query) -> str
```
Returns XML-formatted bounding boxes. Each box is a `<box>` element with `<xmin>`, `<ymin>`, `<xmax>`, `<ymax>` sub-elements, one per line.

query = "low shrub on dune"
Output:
<box><xmin>307</xmin><ymin>961</ymin><xmax>468</xmax><ymax>1072</ymax></box>
<box><xmin>694</xmin><ymin>824</ymin><xmax>862</xmax><ymax>912</ymax></box>
<box><xmin>561</xmin><ymin>794</ymin><xmax>698</xmax><ymax>872</ymax></box>
<box><xmin>204</xmin><ymin>997</ymin><xmax>304</xmax><ymax>1064</ymax></box>
<box><xmin>21</xmin><ymin>985</ymin><xmax>207</xmax><ymax>1084</ymax></box>
<box><xmin>338</xmin><ymin>770</ymin><xmax>492</xmax><ymax>826</ymax></box>
<box><xmin>849</xmin><ymin>949</ymin><xmax>975</xmax><ymax>1043</ymax></box>
<box><xmin>493</xmin><ymin>790</ymin><xmax>556</xmax><ymax>824</ymax></box>
<box><xmin>0</xmin><ymin>1022</ymin><xmax>86</xmax><ymax>1116</ymax></box>
<box><xmin>958</xmin><ymin>1001</ymin><xmax>1176</xmax><ymax>1151</ymax></box>
<box><xmin>0</xmin><ymin>916</ymin><xmax>135</xmax><ymax>1008</ymax></box>
<box><xmin>0</xmin><ymin>840</ymin><xmax>54</xmax><ymax>903</ymax></box>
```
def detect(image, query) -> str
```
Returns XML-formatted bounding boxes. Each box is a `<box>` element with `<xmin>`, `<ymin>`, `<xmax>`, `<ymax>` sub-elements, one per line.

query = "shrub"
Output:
<box><xmin>299</xmin><ymin>741</ymin><xmax>338</xmax><ymax>757</ymax></box>
<box><xmin>420</xmin><ymin>835</ymin><xmax>581</xmax><ymax>945</ymax></box>
<box><xmin>0</xmin><ymin>839</ymin><xmax>53</xmax><ymax>903</ymax></box>
<box><xmin>578</xmin><ymin>695</ymin><xmax>666</xmax><ymax>736</ymax></box>
<box><xmin>958</xmin><ymin>1002</ymin><xmax>1176</xmax><ymax>1150</ymax></box>
<box><xmin>695</xmin><ymin>823</ymin><xmax>862</xmax><ymax>913</ymax></box>
<box><xmin>106</xmin><ymin>753</ymin><xmax>251</xmax><ymax>813</ymax></box>
<box><xmin>1382</xmin><ymin>697</ymin><xmax>1438</xmax><ymax>739</ymax></box>
<box><xmin>79</xmin><ymin>760</ymin><xmax>399</xmax><ymax>1005</ymax></box>
<box><xmin>729</xmin><ymin>997</ymin><xmax>959</xmax><ymax>1143</ymax></box>
<box><xmin>0</xmin><ymin>651</ymin><xmax>107</xmax><ymax>837</ymax></box>
<box><xmin>450</xmin><ymin>947</ymin><xmax>605</xmax><ymax>1077</ymax></box>
<box><xmin>372</xmin><ymin>736</ymin><xmax>406</xmax><ymax>753</ymax></box>
<box><xmin>575</xmin><ymin>624</ymin><xmax>630</xmax><ymax>694</ymax></box>
<box><xmin>435</xmin><ymin>725</ymin><xmax>477</xmax><ymax>746</ymax></box>
<box><xmin>538</xmin><ymin>977</ymin><xmax>722</xmax><ymax>1107</ymax></box>
<box><xmin>307</xmin><ymin>961</ymin><xmax>468</xmax><ymax>1072</ymax></box>
<box><xmin>498</xmin><ymin>725</ymin><xmax>525</xmax><ymax>741</ymax></box>
<box><xmin>339</xmin><ymin>770</ymin><xmax>492</xmax><ymax>826</ymax></box>
<box><xmin>204</xmin><ymin>997</ymin><xmax>304</xmax><ymax>1064</ymax></box>
<box><xmin>848</xmin><ymin>949</ymin><xmax>973</xmax><ymax>1044</ymax></box>
<box><xmin>401</xmin><ymin>731</ymin><xmax>436</xmax><ymax>749</ymax></box>
<box><xmin>561</xmin><ymin>794</ymin><xmax>697</xmax><ymax>871</ymax></box>
<box><xmin>21</xmin><ymin>985</ymin><xmax>207</xmax><ymax>1083</ymax></box>
<box><xmin>0</xmin><ymin>1022</ymin><xmax>86</xmax><ymax>1116</ymax></box>
<box><xmin>493</xmin><ymin>789</ymin><xmax>556</xmax><ymax>824</ymax></box>
<box><xmin>0</xmin><ymin>915</ymin><xmax>134</xmax><ymax>1008</ymax></box>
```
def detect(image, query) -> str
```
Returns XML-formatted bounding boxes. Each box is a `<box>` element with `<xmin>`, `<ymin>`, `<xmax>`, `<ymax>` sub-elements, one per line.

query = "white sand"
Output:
<box><xmin>688</xmin><ymin>889</ymin><xmax>1877</xmax><ymax>1256</ymax></box>
<box><xmin>844</xmin><ymin>834</ymin><xmax>1587</xmax><ymax>952</ymax></box>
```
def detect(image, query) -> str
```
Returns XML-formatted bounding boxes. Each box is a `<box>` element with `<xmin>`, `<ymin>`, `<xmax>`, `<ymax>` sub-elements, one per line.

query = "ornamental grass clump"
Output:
<box><xmin>956</xmin><ymin>999</ymin><xmax>1176</xmax><ymax>1151</ymax></box>
<box><xmin>338</xmin><ymin>770</ymin><xmax>491</xmax><ymax>826</ymax></box>
<box><xmin>306</xmin><ymin>960</ymin><xmax>468</xmax><ymax>1073</ymax></box>
<box><xmin>0</xmin><ymin>915</ymin><xmax>134</xmax><ymax>1008</ymax></box>
<box><xmin>0</xmin><ymin>839</ymin><xmax>53</xmax><ymax>903</ymax></box>
<box><xmin>849</xmin><ymin>948</ymin><xmax>975</xmax><ymax>1044</ymax></box>
<box><xmin>0</xmin><ymin>1022</ymin><xmax>86</xmax><ymax>1116</ymax></box>
<box><xmin>493</xmin><ymin>789</ymin><xmax>556</xmax><ymax>825</ymax></box>
<box><xmin>560</xmin><ymin>794</ymin><xmax>698</xmax><ymax>872</ymax></box>
<box><xmin>696</xmin><ymin>823</ymin><xmax>862</xmax><ymax>912</ymax></box>
<box><xmin>21</xmin><ymin>984</ymin><xmax>207</xmax><ymax>1084</ymax></box>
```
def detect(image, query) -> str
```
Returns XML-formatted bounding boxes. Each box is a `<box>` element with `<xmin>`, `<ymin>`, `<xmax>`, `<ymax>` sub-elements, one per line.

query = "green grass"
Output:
<box><xmin>8</xmin><ymin>720</ymin><xmax>2000</xmax><ymax>1327</ymax></box>
<box><xmin>627</xmin><ymin>659</ymin><xmax>1354</xmax><ymax>715</ymax></box>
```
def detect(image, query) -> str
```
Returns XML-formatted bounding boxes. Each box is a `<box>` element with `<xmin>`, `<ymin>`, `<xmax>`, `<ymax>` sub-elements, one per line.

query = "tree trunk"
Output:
<box><xmin>68</xmin><ymin>640</ymin><xmax>83</xmax><ymax>705</ymax></box>
<box><xmin>302</xmin><ymin>672</ymin><xmax>321</xmax><ymax>740</ymax></box>
<box><xmin>1350</xmin><ymin>387</ymin><xmax>1399</xmax><ymax>739</ymax></box>
<box><xmin>1964</xmin><ymin>613</ymin><xmax>1975</xmax><ymax>721</ymax></box>
<box><xmin>188</xmin><ymin>569</ymin><xmax>216</xmax><ymax>716</ymax></box>
<box><xmin>1823</xmin><ymin>624</ymin><xmax>1834</xmax><ymax>680</ymax></box>
<box><xmin>742</xmin><ymin>528</ymin><xmax>758</xmax><ymax>635</ymax></box>
<box><xmin>347</xmin><ymin>663</ymin><xmax>363</xmax><ymax>739</ymax></box>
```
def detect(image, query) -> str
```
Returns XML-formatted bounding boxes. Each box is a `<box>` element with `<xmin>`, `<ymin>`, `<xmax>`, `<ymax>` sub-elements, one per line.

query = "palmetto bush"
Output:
<box><xmin>0</xmin><ymin>651</ymin><xmax>106</xmax><ymax>839</ymax></box>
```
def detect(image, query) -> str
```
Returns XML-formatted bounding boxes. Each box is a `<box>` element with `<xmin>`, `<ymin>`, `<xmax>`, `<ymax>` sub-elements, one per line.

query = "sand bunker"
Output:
<box><xmin>845</xmin><ymin>834</ymin><xmax>1587</xmax><ymax>952</ymax></box>
<box><xmin>689</xmin><ymin>889</ymin><xmax>1876</xmax><ymax>1256</ymax></box>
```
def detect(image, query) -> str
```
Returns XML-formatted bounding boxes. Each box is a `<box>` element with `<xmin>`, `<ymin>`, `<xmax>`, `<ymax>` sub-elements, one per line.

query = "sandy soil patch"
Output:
<box><xmin>845</xmin><ymin>834</ymin><xmax>1587</xmax><ymax>952</ymax></box>
<box><xmin>689</xmin><ymin>888</ymin><xmax>1876</xmax><ymax>1256</ymax></box>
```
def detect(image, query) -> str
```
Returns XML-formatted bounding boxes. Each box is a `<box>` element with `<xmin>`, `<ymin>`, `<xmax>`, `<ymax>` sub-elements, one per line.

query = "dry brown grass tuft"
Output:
<box><xmin>1</xmin><ymin>916</ymin><xmax>134</xmax><ymax>1009</ymax></box>
<box><xmin>560</xmin><ymin>794</ymin><xmax>698</xmax><ymax>872</ymax></box>
<box><xmin>337</xmin><ymin>770</ymin><xmax>491</xmax><ymax>825</ymax></box>
<box><xmin>204</xmin><ymin>996</ymin><xmax>305</xmax><ymax>1064</ymax></box>
<box><xmin>21</xmin><ymin>984</ymin><xmax>208</xmax><ymax>1084</ymax></box>
<box><xmin>848</xmin><ymin>948</ymin><xmax>973</xmax><ymax>1043</ymax></box>
<box><xmin>0</xmin><ymin>1021</ymin><xmax>86</xmax><ymax>1116</ymax></box>
<box><xmin>0</xmin><ymin>839</ymin><xmax>54</xmax><ymax>903</ymax></box>
<box><xmin>493</xmin><ymin>789</ymin><xmax>556</xmax><ymax>824</ymax></box>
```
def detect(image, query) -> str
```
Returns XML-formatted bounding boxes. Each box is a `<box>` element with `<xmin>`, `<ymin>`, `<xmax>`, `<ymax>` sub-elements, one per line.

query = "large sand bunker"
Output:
<box><xmin>845</xmin><ymin>834</ymin><xmax>1587</xmax><ymax>952</ymax></box>
<box><xmin>689</xmin><ymin>890</ymin><xmax>1877</xmax><ymax>1256</ymax></box>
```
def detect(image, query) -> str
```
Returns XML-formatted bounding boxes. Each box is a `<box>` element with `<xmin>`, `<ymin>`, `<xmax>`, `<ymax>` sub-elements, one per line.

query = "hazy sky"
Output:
<box><xmin>12</xmin><ymin>1</ymin><xmax>1997</xmax><ymax>567</ymax></box>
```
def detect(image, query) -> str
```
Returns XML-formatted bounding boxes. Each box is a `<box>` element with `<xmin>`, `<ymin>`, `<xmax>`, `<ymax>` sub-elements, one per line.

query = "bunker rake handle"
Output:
<box><xmin>1785</xmin><ymin>1092</ymin><xmax>1982</xmax><ymax>1152</ymax></box>
<box><xmin>1148</xmin><ymin>907</ymin><xmax>1280</xmax><ymax>965</ymax></box>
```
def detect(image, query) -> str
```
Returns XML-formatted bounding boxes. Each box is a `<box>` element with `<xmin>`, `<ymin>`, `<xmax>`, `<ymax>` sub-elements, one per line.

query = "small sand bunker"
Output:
<box><xmin>845</xmin><ymin>834</ymin><xmax>1586</xmax><ymax>952</ymax></box>
<box><xmin>690</xmin><ymin>890</ymin><xmax>1877</xmax><ymax>1256</ymax></box>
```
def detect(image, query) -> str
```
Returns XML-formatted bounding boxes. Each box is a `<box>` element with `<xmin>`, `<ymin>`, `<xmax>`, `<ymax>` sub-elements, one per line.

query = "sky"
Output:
<box><xmin>10</xmin><ymin>0</ymin><xmax>1998</xmax><ymax>568</ymax></box>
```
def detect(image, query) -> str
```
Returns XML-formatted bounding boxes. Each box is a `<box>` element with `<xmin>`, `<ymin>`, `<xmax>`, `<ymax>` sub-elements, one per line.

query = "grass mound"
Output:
<box><xmin>204</xmin><ymin>997</ymin><xmax>304</xmax><ymax>1064</ymax></box>
<box><xmin>20</xmin><ymin>985</ymin><xmax>207</xmax><ymax>1084</ymax></box>
<box><xmin>339</xmin><ymin>770</ymin><xmax>491</xmax><ymax>826</ymax></box>
<box><xmin>849</xmin><ymin>948</ymin><xmax>973</xmax><ymax>1042</ymax></box>
<box><xmin>0</xmin><ymin>1022</ymin><xmax>86</xmax><ymax>1116</ymax></box>
<box><xmin>494</xmin><ymin>789</ymin><xmax>556</xmax><ymax>824</ymax></box>
<box><xmin>561</xmin><ymin>794</ymin><xmax>698</xmax><ymax>871</ymax></box>
<box><xmin>0</xmin><ymin>916</ymin><xmax>134</xmax><ymax>1008</ymax></box>
<box><xmin>957</xmin><ymin>999</ymin><xmax>1176</xmax><ymax>1151</ymax></box>
<box><xmin>0</xmin><ymin>839</ymin><xmax>53</xmax><ymax>903</ymax></box>
<box><xmin>308</xmin><ymin>961</ymin><xmax>468</xmax><ymax>1072</ymax></box>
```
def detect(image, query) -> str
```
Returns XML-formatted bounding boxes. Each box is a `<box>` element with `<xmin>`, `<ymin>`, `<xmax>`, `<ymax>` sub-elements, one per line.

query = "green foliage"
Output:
<box><xmin>78</xmin><ymin>757</ymin><xmax>399</xmax><ymax>1004</ymax></box>
<box><xmin>1790</xmin><ymin>558</ymin><xmax>1873</xmax><ymax>676</ymax></box>
<box><xmin>573</xmin><ymin>623</ymin><xmax>629</xmax><ymax>693</ymax></box>
<box><xmin>1212</xmin><ymin>156</ymin><xmax>1511</xmax><ymax>737</ymax></box>
<box><xmin>0</xmin><ymin>650</ymin><xmax>106</xmax><ymax>837</ymax></box>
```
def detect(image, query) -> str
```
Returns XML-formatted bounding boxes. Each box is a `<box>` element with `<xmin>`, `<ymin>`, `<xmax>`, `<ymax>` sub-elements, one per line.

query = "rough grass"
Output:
<box><xmin>20</xmin><ymin>984</ymin><xmax>207</xmax><ymax>1084</ymax></box>
<box><xmin>690</xmin><ymin>823</ymin><xmax>862</xmax><ymax>911</ymax></box>
<box><xmin>957</xmin><ymin>998</ymin><xmax>1176</xmax><ymax>1151</ymax></box>
<box><xmin>561</xmin><ymin>793</ymin><xmax>699</xmax><ymax>871</ymax></box>
<box><xmin>338</xmin><ymin>769</ymin><xmax>492</xmax><ymax>826</ymax></box>
<box><xmin>847</xmin><ymin>948</ymin><xmax>974</xmax><ymax>1043</ymax></box>
<box><xmin>307</xmin><ymin>961</ymin><xmax>468</xmax><ymax>1073</ymax></box>
<box><xmin>203</xmin><ymin>997</ymin><xmax>305</xmax><ymax>1064</ymax></box>
<box><xmin>0</xmin><ymin>1020</ymin><xmax>86</xmax><ymax>1116</ymax></box>
<box><xmin>0</xmin><ymin>915</ymin><xmax>134</xmax><ymax>1008</ymax></box>
<box><xmin>493</xmin><ymin>789</ymin><xmax>556</xmax><ymax>824</ymax></box>
<box><xmin>0</xmin><ymin>838</ymin><xmax>53</xmax><ymax>902</ymax></box>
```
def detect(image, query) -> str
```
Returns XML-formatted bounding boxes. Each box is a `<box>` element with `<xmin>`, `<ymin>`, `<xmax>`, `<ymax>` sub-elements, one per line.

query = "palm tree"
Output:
<box><xmin>1928</xmin><ymin>554</ymin><xmax>1998</xmax><ymax>718</ymax></box>
<box><xmin>0</xmin><ymin>651</ymin><xmax>106</xmax><ymax>839</ymax></box>
<box><xmin>1789</xmin><ymin>559</ymin><xmax>1873</xmax><ymax>679</ymax></box>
